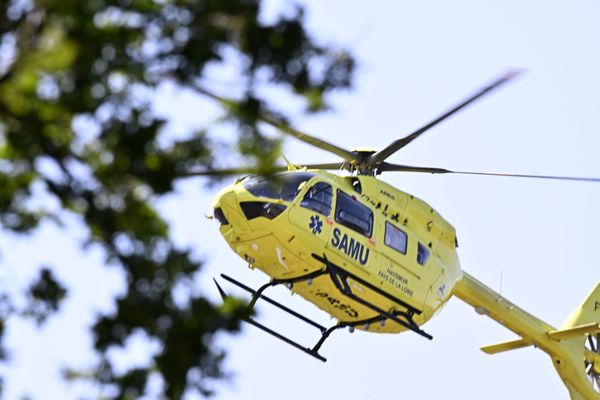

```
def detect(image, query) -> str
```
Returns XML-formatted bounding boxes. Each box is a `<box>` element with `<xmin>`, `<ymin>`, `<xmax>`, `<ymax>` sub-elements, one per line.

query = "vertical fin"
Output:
<box><xmin>562</xmin><ymin>281</ymin><xmax>600</xmax><ymax>328</ymax></box>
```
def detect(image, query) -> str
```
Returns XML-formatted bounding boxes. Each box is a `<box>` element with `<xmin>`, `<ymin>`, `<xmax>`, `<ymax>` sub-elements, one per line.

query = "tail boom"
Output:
<box><xmin>453</xmin><ymin>271</ymin><xmax>600</xmax><ymax>400</ymax></box>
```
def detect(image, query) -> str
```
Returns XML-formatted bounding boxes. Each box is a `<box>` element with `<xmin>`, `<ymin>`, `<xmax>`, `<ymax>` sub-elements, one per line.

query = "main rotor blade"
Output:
<box><xmin>368</xmin><ymin>69</ymin><xmax>524</xmax><ymax>166</ymax></box>
<box><xmin>177</xmin><ymin>166</ymin><xmax>287</xmax><ymax>177</ymax></box>
<box><xmin>194</xmin><ymin>85</ymin><xmax>358</xmax><ymax>163</ymax></box>
<box><xmin>379</xmin><ymin>162</ymin><xmax>600</xmax><ymax>183</ymax></box>
<box><xmin>257</xmin><ymin>114</ymin><xmax>358</xmax><ymax>163</ymax></box>
<box><xmin>378</xmin><ymin>162</ymin><xmax>453</xmax><ymax>174</ymax></box>
<box><xmin>299</xmin><ymin>162</ymin><xmax>346</xmax><ymax>170</ymax></box>
<box><xmin>178</xmin><ymin>162</ymin><xmax>346</xmax><ymax>178</ymax></box>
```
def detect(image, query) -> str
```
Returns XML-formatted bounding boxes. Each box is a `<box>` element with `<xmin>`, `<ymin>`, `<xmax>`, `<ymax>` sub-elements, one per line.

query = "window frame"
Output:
<box><xmin>384</xmin><ymin>221</ymin><xmax>408</xmax><ymax>255</ymax></box>
<box><xmin>417</xmin><ymin>242</ymin><xmax>430</xmax><ymax>266</ymax></box>
<box><xmin>334</xmin><ymin>189</ymin><xmax>374</xmax><ymax>237</ymax></box>
<box><xmin>300</xmin><ymin>181</ymin><xmax>333</xmax><ymax>216</ymax></box>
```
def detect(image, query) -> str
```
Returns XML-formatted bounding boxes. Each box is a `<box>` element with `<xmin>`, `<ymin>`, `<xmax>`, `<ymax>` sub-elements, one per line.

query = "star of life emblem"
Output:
<box><xmin>309</xmin><ymin>215</ymin><xmax>323</xmax><ymax>234</ymax></box>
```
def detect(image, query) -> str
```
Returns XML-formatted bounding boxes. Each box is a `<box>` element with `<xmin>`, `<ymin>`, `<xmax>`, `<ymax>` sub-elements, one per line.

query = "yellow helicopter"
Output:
<box><xmin>191</xmin><ymin>71</ymin><xmax>600</xmax><ymax>400</ymax></box>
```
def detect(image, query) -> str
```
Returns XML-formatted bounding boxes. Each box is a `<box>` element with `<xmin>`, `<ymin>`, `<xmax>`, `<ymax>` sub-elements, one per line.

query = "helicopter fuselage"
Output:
<box><xmin>213</xmin><ymin>170</ymin><xmax>462</xmax><ymax>332</ymax></box>
<box><xmin>203</xmin><ymin>70</ymin><xmax>600</xmax><ymax>397</ymax></box>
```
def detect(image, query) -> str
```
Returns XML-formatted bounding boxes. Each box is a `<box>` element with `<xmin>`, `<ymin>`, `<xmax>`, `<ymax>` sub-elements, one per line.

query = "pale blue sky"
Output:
<box><xmin>2</xmin><ymin>0</ymin><xmax>600</xmax><ymax>399</ymax></box>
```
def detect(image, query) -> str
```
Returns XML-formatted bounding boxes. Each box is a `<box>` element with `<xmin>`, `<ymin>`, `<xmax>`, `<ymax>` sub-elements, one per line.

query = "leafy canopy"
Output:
<box><xmin>0</xmin><ymin>0</ymin><xmax>354</xmax><ymax>398</ymax></box>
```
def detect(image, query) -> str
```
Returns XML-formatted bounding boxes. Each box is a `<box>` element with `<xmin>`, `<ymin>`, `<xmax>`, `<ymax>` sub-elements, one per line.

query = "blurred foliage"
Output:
<box><xmin>22</xmin><ymin>267</ymin><xmax>67</xmax><ymax>325</ymax></box>
<box><xmin>0</xmin><ymin>0</ymin><xmax>354</xmax><ymax>398</ymax></box>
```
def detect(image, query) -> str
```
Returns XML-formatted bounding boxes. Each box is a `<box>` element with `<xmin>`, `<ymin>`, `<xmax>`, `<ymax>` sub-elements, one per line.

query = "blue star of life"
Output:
<box><xmin>309</xmin><ymin>215</ymin><xmax>323</xmax><ymax>234</ymax></box>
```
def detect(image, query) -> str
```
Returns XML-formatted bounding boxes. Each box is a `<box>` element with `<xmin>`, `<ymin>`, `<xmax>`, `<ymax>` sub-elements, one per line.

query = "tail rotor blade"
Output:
<box><xmin>590</xmin><ymin>335</ymin><xmax>598</xmax><ymax>352</ymax></box>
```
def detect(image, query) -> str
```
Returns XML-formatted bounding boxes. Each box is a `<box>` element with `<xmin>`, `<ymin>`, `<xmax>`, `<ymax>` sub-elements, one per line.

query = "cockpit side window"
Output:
<box><xmin>384</xmin><ymin>222</ymin><xmax>407</xmax><ymax>254</ymax></box>
<box><xmin>335</xmin><ymin>190</ymin><xmax>373</xmax><ymax>237</ymax></box>
<box><xmin>301</xmin><ymin>182</ymin><xmax>333</xmax><ymax>216</ymax></box>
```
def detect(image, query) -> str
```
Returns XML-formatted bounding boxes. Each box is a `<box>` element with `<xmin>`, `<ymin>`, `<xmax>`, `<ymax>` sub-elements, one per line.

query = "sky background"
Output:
<box><xmin>2</xmin><ymin>0</ymin><xmax>600</xmax><ymax>399</ymax></box>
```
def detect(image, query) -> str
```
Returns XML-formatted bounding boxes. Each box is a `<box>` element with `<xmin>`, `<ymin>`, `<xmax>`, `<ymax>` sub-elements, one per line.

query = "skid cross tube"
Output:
<box><xmin>240</xmin><ymin>269</ymin><xmax>330</xmax><ymax>310</ymax></box>
<box><xmin>312</xmin><ymin>253</ymin><xmax>433</xmax><ymax>340</ymax></box>
<box><xmin>311</xmin><ymin>315</ymin><xmax>387</xmax><ymax>354</ymax></box>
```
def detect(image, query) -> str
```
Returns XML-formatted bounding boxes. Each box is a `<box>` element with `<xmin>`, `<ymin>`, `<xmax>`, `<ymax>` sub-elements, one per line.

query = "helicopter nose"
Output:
<box><xmin>213</xmin><ymin>184</ymin><xmax>288</xmax><ymax>233</ymax></box>
<box><xmin>212</xmin><ymin>187</ymin><xmax>249</xmax><ymax>231</ymax></box>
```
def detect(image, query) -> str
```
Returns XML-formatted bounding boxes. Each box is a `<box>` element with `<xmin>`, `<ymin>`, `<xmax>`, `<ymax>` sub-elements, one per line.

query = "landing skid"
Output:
<box><xmin>312</xmin><ymin>253</ymin><xmax>433</xmax><ymax>340</ymax></box>
<box><xmin>214</xmin><ymin>254</ymin><xmax>432</xmax><ymax>362</ymax></box>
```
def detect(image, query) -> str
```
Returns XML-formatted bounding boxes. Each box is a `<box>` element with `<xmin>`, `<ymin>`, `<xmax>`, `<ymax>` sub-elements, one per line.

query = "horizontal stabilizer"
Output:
<box><xmin>481</xmin><ymin>322</ymin><xmax>600</xmax><ymax>355</ymax></box>
<box><xmin>547</xmin><ymin>322</ymin><xmax>600</xmax><ymax>341</ymax></box>
<box><xmin>480</xmin><ymin>338</ymin><xmax>532</xmax><ymax>355</ymax></box>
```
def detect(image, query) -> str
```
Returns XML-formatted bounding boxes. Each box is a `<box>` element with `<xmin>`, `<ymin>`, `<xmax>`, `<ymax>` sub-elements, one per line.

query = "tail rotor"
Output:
<box><xmin>585</xmin><ymin>334</ymin><xmax>600</xmax><ymax>392</ymax></box>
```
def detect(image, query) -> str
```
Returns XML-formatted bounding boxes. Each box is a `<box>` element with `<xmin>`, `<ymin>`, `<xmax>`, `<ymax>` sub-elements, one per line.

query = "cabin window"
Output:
<box><xmin>301</xmin><ymin>182</ymin><xmax>332</xmax><ymax>216</ymax></box>
<box><xmin>417</xmin><ymin>242</ymin><xmax>430</xmax><ymax>266</ymax></box>
<box><xmin>242</xmin><ymin>172</ymin><xmax>316</xmax><ymax>201</ymax></box>
<box><xmin>335</xmin><ymin>190</ymin><xmax>373</xmax><ymax>237</ymax></box>
<box><xmin>384</xmin><ymin>222</ymin><xmax>407</xmax><ymax>254</ymax></box>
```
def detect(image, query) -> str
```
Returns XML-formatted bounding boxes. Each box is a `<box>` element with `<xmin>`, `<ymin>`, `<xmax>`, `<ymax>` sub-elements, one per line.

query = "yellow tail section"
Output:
<box><xmin>563</xmin><ymin>282</ymin><xmax>600</xmax><ymax>328</ymax></box>
<box><xmin>453</xmin><ymin>272</ymin><xmax>600</xmax><ymax>400</ymax></box>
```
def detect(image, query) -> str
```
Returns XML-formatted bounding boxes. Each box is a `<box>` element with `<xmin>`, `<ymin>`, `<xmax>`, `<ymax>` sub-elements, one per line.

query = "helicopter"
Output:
<box><xmin>189</xmin><ymin>70</ymin><xmax>600</xmax><ymax>400</ymax></box>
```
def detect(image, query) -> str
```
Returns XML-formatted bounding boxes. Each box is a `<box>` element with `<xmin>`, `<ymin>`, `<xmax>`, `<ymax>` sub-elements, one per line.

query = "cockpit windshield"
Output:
<box><xmin>242</xmin><ymin>172</ymin><xmax>317</xmax><ymax>201</ymax></box>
